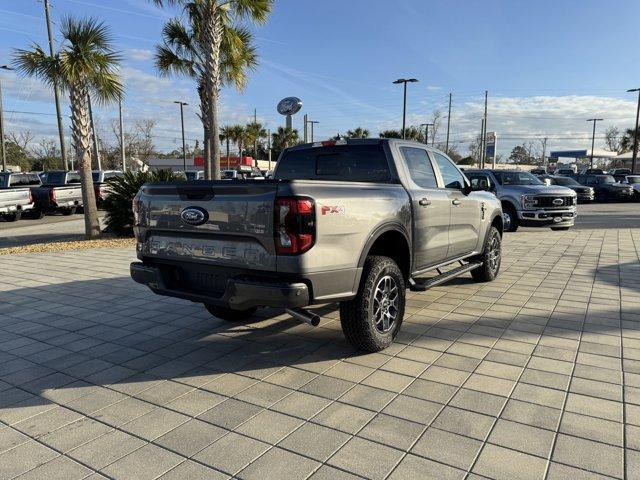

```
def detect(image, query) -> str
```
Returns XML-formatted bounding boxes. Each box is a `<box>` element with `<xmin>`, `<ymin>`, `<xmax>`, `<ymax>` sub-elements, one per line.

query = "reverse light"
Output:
<box><xmin>274</xmin><ymin>197</ymin><xmax>315</xmax><ymax>255</ymax></box>
<box><xmin>132</xmin><ymin>195</ymin><xmax>139</xmax><ymax>225</ymax></box>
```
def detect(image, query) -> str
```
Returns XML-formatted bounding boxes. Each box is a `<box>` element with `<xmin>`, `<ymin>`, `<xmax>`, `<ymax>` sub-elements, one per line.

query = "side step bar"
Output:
<box><xmin>408</xmin><ymin>261</ymin><xmax>482</xmax><ymax>292</ymax></box>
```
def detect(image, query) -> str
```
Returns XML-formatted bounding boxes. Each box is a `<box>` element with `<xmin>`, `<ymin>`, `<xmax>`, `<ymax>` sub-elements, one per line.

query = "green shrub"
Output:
<box><xmin>103</xmin><ymin>169</ymin><xmax>184</xmax><ymax>236</ymax></box>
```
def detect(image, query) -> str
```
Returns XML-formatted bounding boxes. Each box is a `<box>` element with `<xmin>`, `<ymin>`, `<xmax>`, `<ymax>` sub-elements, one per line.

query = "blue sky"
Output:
<box><xmin>1</xmin><ymin>0</ymin><xmax>640</xmax><ymax>157</ymax></box>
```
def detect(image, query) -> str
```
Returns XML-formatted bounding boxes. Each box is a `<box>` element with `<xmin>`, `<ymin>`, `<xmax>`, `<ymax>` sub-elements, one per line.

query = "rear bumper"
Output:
<box><xmin>0</xmin><ymin>203</ymin><xmax>33</xmax><ymax>213</ymax></box>
<box><xmin>518</xmin><ymin>208</ymin><xmax>577</xmax><ymax>227</ymax></box>
<box><xmin>130</xmin><ymin>261</ymin><xmax>310</xmax><ymax>310</ymax></box>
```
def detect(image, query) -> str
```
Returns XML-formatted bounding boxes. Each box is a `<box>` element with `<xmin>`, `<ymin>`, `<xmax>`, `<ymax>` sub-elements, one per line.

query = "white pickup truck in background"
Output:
<box><xmin>0</xmin><ymin>172</ymin><xmax>37</xmax><ymax>221</ymax></box>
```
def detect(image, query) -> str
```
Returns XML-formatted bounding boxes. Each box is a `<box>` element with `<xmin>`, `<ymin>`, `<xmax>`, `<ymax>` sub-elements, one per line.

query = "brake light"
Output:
<box><xmin>132</xmin><ymin>196</ymin><xmax>139</xmax><ymax>224</ymax></box>
<box><xmin>274</xmin><ymin>197</ymin><xmax>315</xmax><ymax>255</ymax></box>
<box><xmin>28</xmin><ymin>189</ymin><xmax>33</xmax><ymax>204</ymax></box>
<box><xmin>312</xmin><ymin>139</ymin><xmax>347</xmax><ymax>148</ymax></box>
<box><xmin>49</xmin><ymin>188</ymin><xmax>57</xmax><ymax>203</ymax></box>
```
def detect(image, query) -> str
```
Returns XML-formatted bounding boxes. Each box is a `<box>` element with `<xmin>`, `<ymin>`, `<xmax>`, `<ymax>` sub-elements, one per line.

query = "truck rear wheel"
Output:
<box><xmin>3</xmin><ymin>212</ymin><xmax>21</xmax><ymax>222</ymax></box>
<box><xmin>204</xmin><ymin>304</ymin><xmax>257</xmax><ymax>321</ymax></box>
<box><xmin>471</xmin><ymin>226</ymin><xmax>501</xmax><ymax>282</ymax></box>
<box><xmin>339</xmin><ymin>255</ymin><xmax>405</xmax><ymax>352</ymax></box>
<box><xmin>61</xmin><ymin>207</ymin><xmax>76</xmax><ymax>216</ymax></box>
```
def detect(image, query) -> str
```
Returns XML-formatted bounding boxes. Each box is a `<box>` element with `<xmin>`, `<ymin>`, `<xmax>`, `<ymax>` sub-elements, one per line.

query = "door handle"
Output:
<box><xmin>452</xmin><ymin>198</ymin><xmax>462</xmax><ymax>206</ymax></box>
<box><xmin>419</xmin><ymin>198</ymin><xmax>431</xmax><ymax>206</ymax></box>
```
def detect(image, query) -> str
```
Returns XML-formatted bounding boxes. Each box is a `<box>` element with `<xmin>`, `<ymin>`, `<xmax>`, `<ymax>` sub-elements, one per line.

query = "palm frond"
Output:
<box><xmin>227</xmin><ymin>0</ymin><xmax>273</xmax><ymax>24</ymax></box>
<box><xmin>155</xmin><ymin>45</ymin><xmax>197</xmax><ymax>77</ymax></box>
<box><xmin>12</xmin><ymin>45</ymin><xmax>63</xmax><ymax>89</ymax></box>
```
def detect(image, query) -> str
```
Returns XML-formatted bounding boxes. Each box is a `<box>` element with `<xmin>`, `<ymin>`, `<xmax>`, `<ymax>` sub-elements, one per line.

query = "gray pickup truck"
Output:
<box><xmin>131</xmin><ymin>139</ymin><xmax>503</xmax><ymax>351</ymax></box>
<box><xmin>464</xmin><ymin>169</ymin><xmax>577</xmax><ymax>232</ymax></box>
<box><xmin>0</xmin><ymin>172</ymin><xmax>37</xmax><ymax>221</ymax></box>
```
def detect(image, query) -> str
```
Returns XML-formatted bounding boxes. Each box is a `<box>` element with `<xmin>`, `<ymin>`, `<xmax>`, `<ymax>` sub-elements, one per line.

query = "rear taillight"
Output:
<box><xmin>274</xmin><ymin>197</ymin><xmax>315</xmax><ymax>255</ymax></box>
<box><xmin>49</xmin><ymin>188</ymin><xmax>57</xmax><ymax>203</ymax></box>
<box><xmin>28</xmin><ymin>189</ymin><xmax>33</xmax><ymax>204</ymax></box>
<box><xmin>132</xmin><ymin>196</ymin><xmax>139</xmax><ymax>224</ymax></box>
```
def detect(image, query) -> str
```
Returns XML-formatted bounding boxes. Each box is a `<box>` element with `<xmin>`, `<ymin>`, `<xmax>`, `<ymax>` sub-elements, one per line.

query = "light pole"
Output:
<box><xmin>393</xmin><ymin>78</ymin><xmax>418</xmax><ymax>139</ymax></box>
<box><xmin>118</xmin><ymin>98</ymin><xmax>126</xmax><ymax>172</ymax></box>
<box><xmin>586</xmin><ymin>118</ymin><xmax>603</xmax><ymax>169</ymax></box>
<box><xmin>308</xmin><ymin>120</ymin><xmax>319</xmax><ymax>142</ymax></box>
<box><xmin>174</xmin><ymin>101</ymin><xmax>188</xmax><ymax>172</ymax></box>
<box><xmin>627</xmin><ymin>88</ymin><xmax>640</xmax><ymax>174</ymax></box>
<box><xmin>0</xmin><ymin>65</ymin><xmax>12</xmax><ymax>172</ymax></box>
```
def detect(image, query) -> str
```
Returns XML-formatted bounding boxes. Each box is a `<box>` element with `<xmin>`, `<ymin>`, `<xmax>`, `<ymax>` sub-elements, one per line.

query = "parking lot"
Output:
<box><xmin>0</xmin><ymin>204</ymin><xmax>639</xmax><ymax>480</ymax></box>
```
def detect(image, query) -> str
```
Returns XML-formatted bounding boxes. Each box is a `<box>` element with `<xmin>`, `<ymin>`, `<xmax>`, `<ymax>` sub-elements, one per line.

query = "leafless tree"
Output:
<box><xmin>7</xmin><ymin>131</ymin><xmax>34</xmax><ymax>152</ymax></box>
<box><xmin>604</xmin><ymin>126</ymin><xmax>623</xmax><ymax>153</ymax></box>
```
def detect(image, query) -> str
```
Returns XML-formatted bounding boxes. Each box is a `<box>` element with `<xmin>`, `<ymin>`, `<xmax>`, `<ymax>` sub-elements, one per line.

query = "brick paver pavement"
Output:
<box><xmin>0</xmin><ymin>228</ymin><xmax>639</xmax><ymax>479</ymax></box>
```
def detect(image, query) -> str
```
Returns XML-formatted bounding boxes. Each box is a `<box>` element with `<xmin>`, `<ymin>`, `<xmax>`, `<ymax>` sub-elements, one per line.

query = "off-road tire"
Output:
<box><xmin>339</xmin><ymin>255</ymin><xmax>405</xmax><ymax>352</ymax></box>
<box><xmin>204</xmin><ymin>304</ymin><xmax>257</xmax><ymax>321</ymax></box>
<box><xmin>551</xmin><ymin>226</ymin><xmax>571</xmax><ymax>231</ymax></box>
<box><xmin>61</xmin><ymin>207</ymin><xmax>76</xmax><ymax>216</ymax></box>
<box><xmin>471</xmin><ymin>226</ymin><xmax>501</xmax><ymax>282</ymax></box>
<box><xmin>28</xmin><ymin>209</ymin><xmax>45</xmax><ymax>220</ymax></box>
<box><xmin>503</xmin><ymin>205</ymin><xmax>519</xmax><ymax>232</ymax></box>
<box><xmin>3</xmin><ymin>212</ymin><xmax>21</xmax><ymax>222</ymax></box>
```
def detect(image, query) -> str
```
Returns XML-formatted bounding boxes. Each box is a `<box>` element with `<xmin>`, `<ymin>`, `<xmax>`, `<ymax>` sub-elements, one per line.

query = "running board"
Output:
<box><xmin>408</xmin><ymin>261</ymin><xmax>482</xmax><ymax>292</ymax></box>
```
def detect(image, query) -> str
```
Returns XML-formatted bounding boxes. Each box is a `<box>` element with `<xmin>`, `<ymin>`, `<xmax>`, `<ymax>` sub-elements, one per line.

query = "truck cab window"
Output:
<box><xmin>399</xmin><ymin>147</ymin><xmax>437</xmax><ymax>188</ymax></box>
<box><xmin>433</xmin><ymin>153</ymin><xmax>465</xmax><ymax>189</ymax></box>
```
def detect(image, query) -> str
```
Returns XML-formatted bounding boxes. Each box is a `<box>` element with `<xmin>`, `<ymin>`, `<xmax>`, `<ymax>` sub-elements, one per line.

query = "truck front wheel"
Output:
<box><xmin>471</xmin><ymin>226</ymin><xmax>501</xmax><ymax>282</ymax></box>
<box><xmin>204</xmin><ymin>304</ymin><xmax>257</xmax><ymax>321</ymax></box>
<box><xmin>340</xmin><ymin>255</ymin><xmax>405</xmax><ymax>352</ymax></box>
<box><xmin>502</xmin><ymin>206</ymin><xmax>519</xmax><ymax>232</ymax></box>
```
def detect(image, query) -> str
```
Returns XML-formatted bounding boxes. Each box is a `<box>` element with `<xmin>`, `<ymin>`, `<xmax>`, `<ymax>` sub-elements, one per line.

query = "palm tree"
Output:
<box><xmin>13</xmin><ymin>17</ymin><xmax>123</xmax><ymax>239</ymax></box>
<box><xmin>155</xmin><ymin>16</ymin><xmax>257</xmax><ymax>179</ymax></box>
<box><xmin>154</xmin><ymin>0</ymin><xmax>272</xmax><ymax>180</ymax></box>
<box><xmin>219</xmin><ymin>125</ymin><xmax>233</xmax><ymax>167</ymax></box>
<box><xmin>245</xmin><ymin>121</ymin><xmax>266</xmax><ymax>166</ymax></box>
<box><xmin>345</xmin><ymin>127</ymin><xmax>370</xmax><ymax>138</ymax></box>
<box><xmin>271</xmin><ymin>127</ymin><xmax>299</xmax><ymax>158</ymax></box>
<box><xmin>226</xmin><ymin>124</ymin><xmax>246</xmax><ymax>168</ymax></box>
<box><xmin>379</xmin><ymin>129</ymin><xmax>403</xmax><ymax>139</ymax></box>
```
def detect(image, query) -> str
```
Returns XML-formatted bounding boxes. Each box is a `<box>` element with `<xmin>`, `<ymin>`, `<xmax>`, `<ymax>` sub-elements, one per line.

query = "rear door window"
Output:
<box><xmin>400</xmin><ymin>147</ymin><xmax>437</xmax><ymax>188</ymax></box>
<box><xmin>433</xmin><ymin>153</ymin><xmax>466</xmax><ymax>189</ymax></box>
<box><xmin>67</xmin><ymin>173</ymin><xmax>81</xmax><ymax>184</ymax></box>
<box><xmin>276</xmin><ymin>145</ymin><xmax>392</xmax><ymax>182</ymax></box>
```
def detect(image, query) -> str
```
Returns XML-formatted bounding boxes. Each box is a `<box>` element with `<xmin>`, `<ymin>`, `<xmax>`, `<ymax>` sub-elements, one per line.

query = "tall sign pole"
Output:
<box><xmin>445</xmin><ymin>93</ymin><xmax>452</xmax><ymax>153</ymax></box>
<box><xmin>627</xmin><ymin>88</ymin><xmax>640</xmax><ymax>174</ymax></box>
<box><xmin>44</xmin><ymin>0</ymin><xmax>68</xmax><ymax>170</ymax></box>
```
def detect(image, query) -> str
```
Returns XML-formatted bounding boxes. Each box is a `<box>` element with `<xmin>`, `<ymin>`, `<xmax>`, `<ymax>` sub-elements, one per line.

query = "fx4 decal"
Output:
<box><xmin>321</xmin><ymin>205</ymin><xmax>346</xmax><ymax>215</ymax></box>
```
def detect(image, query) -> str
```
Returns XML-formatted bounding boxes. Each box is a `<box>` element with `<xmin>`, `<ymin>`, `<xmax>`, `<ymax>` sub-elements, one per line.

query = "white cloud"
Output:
<box><xmin>127</xmin><ymin>49</ymin><xmax>154</xmax><ymax>62</ymax></box>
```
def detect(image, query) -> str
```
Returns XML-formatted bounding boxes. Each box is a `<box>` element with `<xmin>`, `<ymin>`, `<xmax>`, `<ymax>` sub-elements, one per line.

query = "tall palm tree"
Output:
<box><xmin>155</xmin><ymin>16</ymin><xmax>257</xmax><ymax>179</ymax></box>
<box><xmin>271</xmin><ymin>127</ymin><xmax>299</xmax><ymax>158</ymax></box>
<box><xmin>345</xmin><ymin>127</ymin><xmax>370</xmax><ymax>138</ymax></box>
<box><xmin>13</xmin><ymin>17</ymin><xmax>123</xmax><ymax>239</ymax></box>
<box><xmin>226</xmin><ymin>124</ymin><xmax>245</xmax><ymax>168</ymax></box>
<box><xmin>245</xmin><ymin>121</ymin><xmax>266</xmax><ymax>165</ymax></box>
<box><xmin>154</xmin><ymin>0</ymin><xmax>272</xmax><ymax>180</ymax></box>
<box><xmin>219</xmin><ymin>125</ymin><xmax>233</xmax><ymax>167</ymax></box>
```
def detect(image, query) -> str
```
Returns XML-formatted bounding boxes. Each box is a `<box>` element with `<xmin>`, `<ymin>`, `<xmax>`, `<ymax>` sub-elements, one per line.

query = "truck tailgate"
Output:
<box><xmin>136</xmin><ymin>181</ymin><xmax>278</xmax><ymax>271</ymax></box>
<box><xmin>53</xmin><ymin>186</ymin><xmax>83</xmax><ymax>204</ymax></box>
<box><xmin>0</xmin><ymin>189</ymin><xmax>31</xmax><ymax>210</ymax></box>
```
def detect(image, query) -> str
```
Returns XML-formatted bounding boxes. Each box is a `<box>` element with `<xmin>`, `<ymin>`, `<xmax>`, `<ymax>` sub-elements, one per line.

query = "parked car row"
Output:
<box><xmin>542</xmin><ymin>172</ymin><xmax>638</xmax><ymax>202</ymax></box>
<box><xmin>0</xmin><ymin>169</ymin><xmax>122</xmax><ymax>222</ymax></box>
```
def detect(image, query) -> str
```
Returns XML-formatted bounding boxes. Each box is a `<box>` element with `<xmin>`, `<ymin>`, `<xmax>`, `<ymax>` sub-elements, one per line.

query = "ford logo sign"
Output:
<box><xmin>552</xmin><ymin>198</ymin><xmax>564</xmax><ymax>206</ymax></box>
<box><xmin>180</xmin><ymin>207</ymin><xmax>208</xmax><ymax>226</ymax></box>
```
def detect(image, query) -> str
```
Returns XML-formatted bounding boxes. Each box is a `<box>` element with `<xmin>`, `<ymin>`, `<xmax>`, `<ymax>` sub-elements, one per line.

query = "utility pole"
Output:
<box><xmin>253</xmin><ymin>108</ymin><xmax>258</xmax><ymax>159</ymax></box>
<box><xmin>44</xmin><ymin>0</ymin><xmax>67</xmax><ymax>170</ymax></box>
<box><xmin>627</xmin><ymin>88</ymin><xmax>640</xmax><ymax>174</ymax></box>
<box><xmin>393</xmin><ymin>78</ymin><xmax>418</xmax><ymax>139</ymax></box>
<box><xmin>87</xmin><ymin>95</ymin><xmax>101</xmax><ymax>171</ymax></box>
<box><xmin>586</xmin><ymin>118</ymin><xmax>603</xmax><ymax>169</ymax></box>
<box><xmin>481</xmin><ymin>90</ymin><xmax>488</xmax><ymax>169</ymax></box>
<box><xmin>303</xmin><ymin>114</ymin><xmax>308</xmax><ymax>143</ymax></box>
<box><xmin>267</xmin><ymin>128</ymin><xmax>272</xmax><ymax>170</ymax></box>
<box><xmin>541</xmin><ymin>137</ymin><xmax>548</xmax><ymax>170</ymax></box>
<box><xmin>0</xmin><ymin>66</ymin><xmax>11</xmax><ymax>172</ymax></box>
<box><xmin>445</xmin><ymin>93</ymin><xmax>452</xmax><ymax>153</ymax></box>
<box><xmin>174</xmin><ymin>101</ymin><xmax>188</xmax><ymax>172</ymax></box>
<box><xmin>308</xmin><ymin>120</ymin><xmax>319</xmax><ymax>142</ymax></box>
<box><xmin>479</xmin><ymin>118</ymin><xmax>485</xmax><ymax>168</ymax></box>
<box><xmin>118</xmin><ymin>98</ymin><xmax>126</xmax><ymax>172</ymax></box>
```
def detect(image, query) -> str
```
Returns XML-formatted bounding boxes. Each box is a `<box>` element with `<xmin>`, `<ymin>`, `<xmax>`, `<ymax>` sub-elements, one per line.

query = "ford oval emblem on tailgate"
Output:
<box><xmin>552</xmin><ymin>198</ymin><xmax>564</xmax><ymax>206</ymax></box>
<box><xmin>180</xmin><ymin>207</ymin><xmax>208</xmax><ymax>226</ymax></box>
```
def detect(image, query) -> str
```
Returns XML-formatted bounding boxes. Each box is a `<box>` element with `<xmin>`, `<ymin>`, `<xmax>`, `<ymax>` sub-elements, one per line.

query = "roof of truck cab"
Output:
<box><xmin>285</xmin><ymin>138</ymin><xmax>447</xmax><ymax>152</ymax></box>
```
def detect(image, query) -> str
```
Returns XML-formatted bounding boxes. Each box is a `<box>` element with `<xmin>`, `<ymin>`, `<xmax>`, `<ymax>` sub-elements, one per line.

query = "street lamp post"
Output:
<box><xmin>308</xmin><ymin>120</ymin><xmax>319</xmax><ymax>142</ymax></box>
<box><xmin>393</xmin><ymin>78</ymin><xmax>418</xmax><ymax>139</ymax></box>
<box><xmin>627</xmin><ymin>88</ymin><xmax>640</xmax><ymax>174</ymax></box>
<box><xmin>174</xmin><ymin>101</ymin><xmax>188</xmax><ymax>172</ymax></box>
<box><xmin>0</xmin><ymin>65</ymin><xmax>12</xmax><ymax>172</ymax></box>
<box><xmin>586</xmin><ymin>118</ymin><xmax>603</xmax><ymax>169</ymax></box>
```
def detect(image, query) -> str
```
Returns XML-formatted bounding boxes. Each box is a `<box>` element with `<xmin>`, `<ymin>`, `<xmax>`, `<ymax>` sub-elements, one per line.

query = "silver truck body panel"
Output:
<box><xmin>0</xmin><ymin>188</ymin><xmax>33</xmax><ymax>213</ymax></box>
<box><xmin>133</xmin><ymin>139</ymin><xmax>502</xmax><ymax>307</ymax></box>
